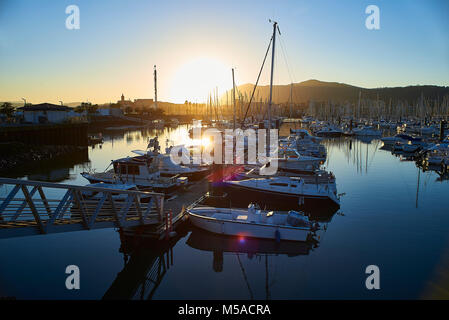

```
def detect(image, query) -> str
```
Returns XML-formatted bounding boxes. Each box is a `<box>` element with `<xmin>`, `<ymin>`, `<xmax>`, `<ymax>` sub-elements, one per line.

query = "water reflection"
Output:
<box><xmin>187</xmin><ymin>227</ymin><xmax>317</xmax><ymax>259</ymax></box>
<box><xmin>7</xmin><ymin>147</ymin><xmax>89</xmax><ymax>182</ymax></box>
<box><xmin>323</xmin><ymin>137</ymin><xmax>381</xmax><ymax>175</ymax></box>
<box><xmin>103</xmin><ymin>225</ymin><xmax>189</xmax><ymax>300</ymax></box>
<box><xmin>186</xmin><ymin>227</ymin><xmax>318</xmax><ymax>299</ymax></box>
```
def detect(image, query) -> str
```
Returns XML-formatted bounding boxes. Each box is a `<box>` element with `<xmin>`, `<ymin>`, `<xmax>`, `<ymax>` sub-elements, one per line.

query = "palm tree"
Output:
<box><xmin>0</xmin><ymin>102</ymin><xmax>15</xmax><ymax>118</ymax></box>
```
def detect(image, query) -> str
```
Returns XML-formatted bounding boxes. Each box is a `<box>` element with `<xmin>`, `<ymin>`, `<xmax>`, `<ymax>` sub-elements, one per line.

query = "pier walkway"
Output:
<box><xmin>0</xmin><ymin>178</ymin><xmax>165</xmax><ymax>239</ymax></box>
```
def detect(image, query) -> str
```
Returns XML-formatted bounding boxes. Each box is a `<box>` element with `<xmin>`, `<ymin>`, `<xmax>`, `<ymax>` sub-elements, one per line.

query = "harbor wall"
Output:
<box><xmin>0</xmin><ymin>123</ymin><xmax>88</xmax><ymax>146</ymax></box>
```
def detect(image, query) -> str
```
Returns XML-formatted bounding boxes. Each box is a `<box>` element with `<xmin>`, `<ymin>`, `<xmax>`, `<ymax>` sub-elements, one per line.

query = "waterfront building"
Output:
<box><xmin>18</xmin><ymin>103</ymin><xmax>74</xmax><ymax>124</ymax></box>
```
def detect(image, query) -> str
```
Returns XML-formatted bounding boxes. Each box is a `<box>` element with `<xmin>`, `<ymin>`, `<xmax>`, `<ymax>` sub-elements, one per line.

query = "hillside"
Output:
<box><xmin>225</xmin><ymin>80</ymin><xmax>449</xmax><ymax>104</ymax></box>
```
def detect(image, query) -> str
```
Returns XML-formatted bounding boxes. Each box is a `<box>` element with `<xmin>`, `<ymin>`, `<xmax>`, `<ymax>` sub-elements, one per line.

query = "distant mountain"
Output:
<box><xmin>225</xmin><ymin>80</ymin><xmax>449</xmax><ymax>104</ymax></box>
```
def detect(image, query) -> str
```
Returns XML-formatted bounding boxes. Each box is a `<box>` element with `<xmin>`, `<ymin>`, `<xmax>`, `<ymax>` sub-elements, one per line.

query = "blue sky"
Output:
<box><xmin>0</xmin><ymin>0</ymin><xmax>448</xmax><ymax>103</ymax></box>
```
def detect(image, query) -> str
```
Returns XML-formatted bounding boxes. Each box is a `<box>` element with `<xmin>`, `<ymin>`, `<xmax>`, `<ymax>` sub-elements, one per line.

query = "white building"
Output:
<box><xmin>97</xmin><ymin>107</ymin><xmax>123</xmax><ymax>117</ymax></box>
<box><xmin>18</xmin><ymin>103</ymin><xmax>74</xmax><ymax>124</ymax></box>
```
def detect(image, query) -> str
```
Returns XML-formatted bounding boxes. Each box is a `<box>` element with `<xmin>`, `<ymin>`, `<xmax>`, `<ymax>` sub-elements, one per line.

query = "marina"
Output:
<box><xmin>1</xmin><ymin>0</ymin><xmax>449</xmax><ymax>304</ymax></box>
<box><xmin>1</xmin><ymin>119</ymin><xmax>449</xmax><ymax>299</ymax></box>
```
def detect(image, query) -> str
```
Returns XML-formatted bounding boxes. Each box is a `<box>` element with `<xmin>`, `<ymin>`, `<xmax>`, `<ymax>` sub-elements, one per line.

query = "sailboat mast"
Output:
<box><xmin>154</xmin><ymin>65</ymin><xmax>158</xmax><ymax>109</ymax></box>
<box><xmin>232</xmin><ymin>68</ymin><xmax>236</xmax><ymax>130</ymax></box>
<box><xmin>289</xmin><ymin>82</ymin><xmax>293</xmax><ymax>118</ymax></box>
<box><xmin>268</xmin><ymin>21</ymin><xmax>277</xmax><ymax>131</ymax></box>
<box><xmin>267</xmin><ymin>21</ymin><xmax>277</xmax><ymax>155</ymax></box>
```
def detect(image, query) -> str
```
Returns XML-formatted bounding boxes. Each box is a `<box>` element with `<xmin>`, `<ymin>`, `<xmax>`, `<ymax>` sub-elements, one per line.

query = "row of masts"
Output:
<box><xmin>308</xmin><ymin>93</ymin><xmax>449</xmax><ymax>121</ymax></box>
<box><xmin>157</xmin><ymin>92</ymin><xmax>449</xmax><ymax>122</ymax></box>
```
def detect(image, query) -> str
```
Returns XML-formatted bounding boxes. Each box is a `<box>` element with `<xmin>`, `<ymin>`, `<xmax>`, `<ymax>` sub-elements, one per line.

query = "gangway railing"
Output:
<box><xmin>0</xmin><ymin>178</ymin><xmax>164</xmax><ymax>239</ymax></box>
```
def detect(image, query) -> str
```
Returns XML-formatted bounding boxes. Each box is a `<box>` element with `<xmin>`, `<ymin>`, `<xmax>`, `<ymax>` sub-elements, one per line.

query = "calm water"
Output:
<box><xmin>1</xmin><ymin>124</ymin><xmax>449</xmax><ymax>299</ymax></box>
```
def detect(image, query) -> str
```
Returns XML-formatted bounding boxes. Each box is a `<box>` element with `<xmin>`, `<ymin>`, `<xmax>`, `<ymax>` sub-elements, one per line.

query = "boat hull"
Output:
<box><xmin>188</xmin><ymin>212</ymin><xmax>310</xmax><ymax>242</ymax></box>
<box><xmin>81</xmin><ymin>173</ymin><xmax>180</xmax><ymax>194</ymax></box>
<box><xmin>160</xmin><ymin>167</ymin><xmax>210</xmax><ymax>181</ymax></box>
<box><xmin>222</xmin><ymin>182</ymin><xmax>339</xmax><ymax>212</ymax></box>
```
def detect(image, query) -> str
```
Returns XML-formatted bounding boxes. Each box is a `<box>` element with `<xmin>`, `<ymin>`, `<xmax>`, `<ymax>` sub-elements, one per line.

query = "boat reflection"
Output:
<box><xmin>186</xmin><ymin>227</ymin><xmax>320</xmax><ymax>299</ymax></box>
<box><xmin>353</xmin><ymin>135</ymin><xmax>378</xmax><ymax>144</ymax></box>
<box><xmin>186</xmin><ymin>226</ymin><xmax>318</xmax><ymax>273</ymax></box>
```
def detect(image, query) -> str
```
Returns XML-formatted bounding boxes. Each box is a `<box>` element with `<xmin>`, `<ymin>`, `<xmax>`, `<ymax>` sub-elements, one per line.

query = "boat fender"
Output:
<box><xmin>275</xmin><ymin>230</ymin><xmax>281</xmax><ymax>243</ymax></box>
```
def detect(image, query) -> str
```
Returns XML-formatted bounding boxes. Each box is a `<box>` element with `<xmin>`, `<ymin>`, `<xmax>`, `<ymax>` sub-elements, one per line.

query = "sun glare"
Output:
<box><xmin>169</xmin><ymin>57</ymin><xmax>231</xmax><ymax>104</ymax></box>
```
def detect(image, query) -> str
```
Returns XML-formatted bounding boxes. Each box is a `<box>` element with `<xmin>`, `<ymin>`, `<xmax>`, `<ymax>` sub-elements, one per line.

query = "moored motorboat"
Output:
<box><xmin>222</xmin><ymin>176</ymin><xmax>340</xmax><ymax>211</ymax></box>
<box><xmin>82</xmin><ymin>182</ymin><xmax>152</xmax><ymax>202</ymax></box>
<box><xmin>352</xmin><ymin>126</ymin><xmax>381</xmax><ymax>136</ymax></box>
<box><xmin>275</xmin><ymin>148</ymin><xmax>323</xmax><ymax>173</ymax></box>
<box><xmin>80</xmin><ymin>148</ymin><xmax>186</xmax><ymax>194</ymax></box>
<box><xmin>188</xmin><ymin>204</ymin><xmax>318</xmax><ymax>242</ymax></box>
<box><xmin>402</xmin><ymin>143</ymin><xmax>420</xmax><ymax>153</ymax></box>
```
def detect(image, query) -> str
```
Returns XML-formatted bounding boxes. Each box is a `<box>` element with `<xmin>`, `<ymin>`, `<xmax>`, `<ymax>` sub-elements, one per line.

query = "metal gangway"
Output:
<box><xmin>0</xmin><ymin>178</ymin><xmax>165</xmax><ymax>239</ymax></box>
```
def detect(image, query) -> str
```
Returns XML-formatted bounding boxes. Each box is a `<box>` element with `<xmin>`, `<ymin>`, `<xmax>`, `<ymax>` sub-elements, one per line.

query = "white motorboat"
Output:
<box><xmin>235</xmin><ymin>167</ymin><xmax>336</xmax><ymax>192</ymax></box>
<box><xmin>80</xmin><ymin>147</ymin><xmax>186</xmax><ymax>194</ymax></box>
<box><xmin>314</xmin><ymin>125</ymin><xmax>344</xmax><ymax>137</ymax></box>
<box><xmin>188</xmin><ymin>204</ymin><xmax>318</xmax><ymax>242</ymax></box>
<box><xmin>275</xmin><ymin>148</ymin><xmax>323</xmax><ymax>173</ymax></box>
<box><xmin>280</xmin><ymin>135</ymin><xmax>327</xmax><ymax>160</ymax></box>
<box><xmin>289</xmin><ymin>129</ymin><xmax>323</xmax><ymax>142</ymax></box>
<box><xmin>80</xmin><ymin>164</ymin><xmax>184</xmax><ymax>194</ymax></box>
<box><xmin>132</xmin><ymin>148</ymin><xmax>211</xmax><ymax>181</ymax></box>
<box><xmin>223</xmin><ymin>176</ymin><xmax>340</xmax><ymax>211</ymax></box>
<box><xmin>381</xmin><ymin>135</ymin><xmax>407</xmax><ymax>146</ymax></box>
<box><xmin>352</xmin><ymin>126</ymin><xmax>381</xmax><ymax>136</ymax></box>
<box><xmin>427</xmin><ymin>149</ymin><xmax>448</xmax><ymax>166</ymax></box>
<box><xmin>382</xmin><ymin>133</ymin><xmax>428</xmax><ymax>148</ymax></box>
<box><xmin>402</xmin><ymin>143</ymin><xmax>420</xmax><ymax>153</ymax></box>
<box><xmin>82</xmin><ymin>182</ymin><xmax>151</xmax><ymax>202</ymax></box>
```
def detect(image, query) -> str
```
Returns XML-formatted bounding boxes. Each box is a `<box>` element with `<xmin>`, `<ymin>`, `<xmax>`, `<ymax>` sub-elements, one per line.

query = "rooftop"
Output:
<box><xmin>18</xmin><ymin>103</ymin><xmax>73</xmax><ymax>111</ymax></box>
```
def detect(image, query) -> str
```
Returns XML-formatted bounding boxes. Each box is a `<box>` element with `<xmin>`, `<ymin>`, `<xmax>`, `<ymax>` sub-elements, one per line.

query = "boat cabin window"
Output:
<box><xmin>270</xmin><ymin>183</ymin><xmax>288</xmax><ymax>187</ymax></box>
<box><xmin>126</xmin><ymin>165</ymin><xmax>140</xmax><ymax>175</ymax></box>
<box><xmin>114</xmin><ymin>163</ymin><xmax>140</xmax><ymax>175</ymax></box>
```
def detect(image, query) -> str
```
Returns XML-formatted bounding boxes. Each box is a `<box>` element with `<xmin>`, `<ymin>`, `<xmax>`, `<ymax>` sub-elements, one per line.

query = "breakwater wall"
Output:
<box><xmin>0</xmin><ymin>123</ymin><xmax>88</xmax><ymax>146</ymax></box>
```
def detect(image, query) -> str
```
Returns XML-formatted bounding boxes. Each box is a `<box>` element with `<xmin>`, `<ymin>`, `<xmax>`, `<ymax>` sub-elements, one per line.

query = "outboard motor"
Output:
<box><xmin>286</xmin><ymin>210</ymin><xmax>311</xmax><ymax>227</ymax></box>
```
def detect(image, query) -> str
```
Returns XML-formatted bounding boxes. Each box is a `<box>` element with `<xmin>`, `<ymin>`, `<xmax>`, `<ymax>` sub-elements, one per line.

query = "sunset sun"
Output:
<box><xmin>169</xmin><ymin>57</ymin><xmax>231</xmax><ymax>103</ymax></box>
